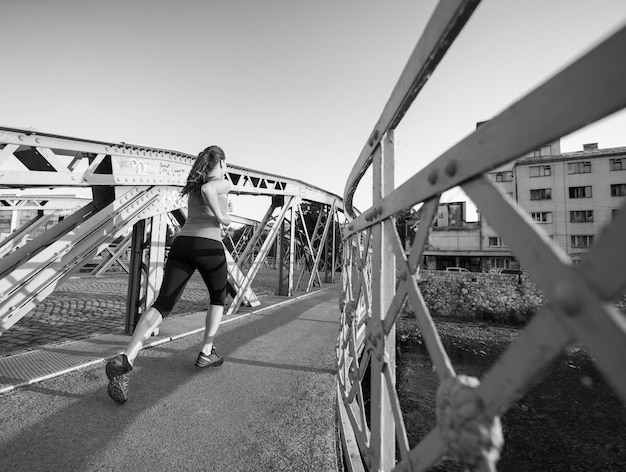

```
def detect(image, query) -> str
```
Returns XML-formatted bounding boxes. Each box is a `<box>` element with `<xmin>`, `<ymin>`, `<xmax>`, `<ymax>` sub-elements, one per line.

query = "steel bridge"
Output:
<box><xmin>0</xmin><ymin>126</ymin><xmax>344</xmax><ymax>337</ymax></box>
<box><xmin>2</xmin><ymin>1</ymin><xmax>626</xmax><ymax>471</ymax></box>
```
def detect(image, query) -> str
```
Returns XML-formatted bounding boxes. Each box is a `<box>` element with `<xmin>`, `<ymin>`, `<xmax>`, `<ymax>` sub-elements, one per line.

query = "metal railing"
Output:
<box><xmin>336</xmin><ymin>1</ymin><xmax>626</xmax><ymax>471</ymax></box>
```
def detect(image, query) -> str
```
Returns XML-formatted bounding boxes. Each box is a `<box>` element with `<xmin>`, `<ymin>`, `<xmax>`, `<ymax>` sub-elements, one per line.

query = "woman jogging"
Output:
<box><xmin>105</xmin><ymin>145</ymin><xmax>232</xmax><ymax>404</ymax></box>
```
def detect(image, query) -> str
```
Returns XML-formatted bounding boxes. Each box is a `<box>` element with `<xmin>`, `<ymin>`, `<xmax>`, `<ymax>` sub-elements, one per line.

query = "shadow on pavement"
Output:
<box><xmin>0</xmin><ymin>288</ymin><xmax>340</xmax><ymax>471</ymax></box>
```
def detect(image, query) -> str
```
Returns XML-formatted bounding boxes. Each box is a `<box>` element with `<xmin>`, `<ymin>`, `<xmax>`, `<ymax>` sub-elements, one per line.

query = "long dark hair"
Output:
<box><xmin>181</xmin><ymin>145</ymin><xmax>225</xmax><ymax>196</ymax></box>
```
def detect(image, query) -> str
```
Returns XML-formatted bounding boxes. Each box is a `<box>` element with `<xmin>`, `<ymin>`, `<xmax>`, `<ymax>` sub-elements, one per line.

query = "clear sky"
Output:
<box><xmin>2</xmin><ymin>0</ymin><xmax>626</xmax><ymax>220</ymax></box>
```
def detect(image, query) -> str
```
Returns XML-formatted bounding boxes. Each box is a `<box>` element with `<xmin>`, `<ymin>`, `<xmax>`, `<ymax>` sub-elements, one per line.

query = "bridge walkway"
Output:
<box><xmin>0</xmin><ymin>285</ymin><xmax>341</xmax><ymax>471</ymax></box>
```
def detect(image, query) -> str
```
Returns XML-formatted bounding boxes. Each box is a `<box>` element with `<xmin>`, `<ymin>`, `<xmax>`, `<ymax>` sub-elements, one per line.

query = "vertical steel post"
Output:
<box><xmin>331</xmin><ymin>206</ymin><xmax>337</xmax><ymax>284</ymax></box>
<box><xmin>124</xmin><ymin>213</ymin><xmax>168</xmax><ymax>334</ymax></box>
<box><xmin>125</xmin><ymin>218</ymin><xmax>146</xmax><ymax>334</ymax></box>
<box><xmin>324</xmin><ymin>206</ymin><xmax>331</xmax><ymax>283</ymax></box>
<box><xmin>370</xmin><ymin>130</ymin><xmax>396</xmax><ymax>470</ymax></box>
<box><xmin>288</xmin><ymin>204</ymin><xmax>296</xmax><ymax>296</ymax></box>
<box><xmin>276</xmin><ymin>213</ymin><xmax>286</xmax><ymax>295</ymax></box>
<box><xmin>9</xmin><ymin>202</ymin><xmax>21</xmax><ymax>233</ymax></box>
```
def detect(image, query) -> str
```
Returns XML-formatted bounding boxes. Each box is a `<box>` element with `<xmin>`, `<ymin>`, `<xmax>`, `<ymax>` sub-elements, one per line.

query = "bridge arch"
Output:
<box><xmin>0</xmin><ymin>127</ymin><xmax>345</xmax><ymax>335</ymax></box>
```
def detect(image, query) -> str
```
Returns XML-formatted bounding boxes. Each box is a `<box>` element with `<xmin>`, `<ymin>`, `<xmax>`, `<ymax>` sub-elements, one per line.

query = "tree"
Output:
<box><xmin>395</xmin><ymin>206</ymin><xmax>421</xmax><ymax>251</ymax></box>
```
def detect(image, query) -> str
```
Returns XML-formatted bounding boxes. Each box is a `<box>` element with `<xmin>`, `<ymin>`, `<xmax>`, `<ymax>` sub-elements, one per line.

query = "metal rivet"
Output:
<box><xmin>383</xmin><ymin>351</ymin><xmax>390</xmax><ymax>364</ymax></box>
<box><xmin>445</xmin><ymin>160</ymin><xmax>457</xmax><ymax>177</ymax></box>
<box><xmin>35</xmin><ymin>138</ymin><xmax>41</xmax><ymax>144</ymax></box>
<box><xmin>427</xmin><ymin>169</ymin><xmax>438</xmax><ymax>185</ymax></box>
<box><xmin>18</xmin><ymin>135</ymin><xmax>25</xmax><ymax>141</ymax></box>
<box><xmin>368</xmin><ymin>129</ymin><xmax>379</xmax><ymax>147</ymax></box>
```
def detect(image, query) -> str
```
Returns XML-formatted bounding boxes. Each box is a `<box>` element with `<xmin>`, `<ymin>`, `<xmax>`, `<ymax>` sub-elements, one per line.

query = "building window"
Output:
<box><xmin>531</xmin><ymin>146</ymin><xmax>552</xmax><ymax>157</ymax></box>
<box><xmin>531</xmin><ymin>212</ymin><xmax>552</xmax><ymax>223</ymax></box>
<box><xmin>609</xmin><ymin>158</ymin><xmax>623</xmax><ymax>171</ymax></box>
<box><xmin>495</xmin><ymin>171</ymin><xmax>513</xmax><ymax>182</ymax></box>
<box><xmin>610</xmin><ymin>183</ymin><xmax>626</xmax><ymax>197</ymax></box>
<box><xmin>570</xmin><ymin>210</ymin><xmax>593</xmax><ymax>222</ymax></box>
<box><xmin>530</xmin><ymin>188</ymin><xmax>552</xmax><ymax>200</ymax></box>
<box><xmin>529</xmin><ymin>165</ymin><xmax>551</xmax><ymax>177</ymax></box>
<box><xmin>569</xmin><ymin>186</ymin><xmax>592</xmax><ymax>198</ymax></box>
<box><xmin>488</xmin><ymin>237</ymin><xmax>503</xmax><ymax>247</ymax></box>
<box><xmin>490</xmin><ymin>257</ymin><xmax>510</xmax><ymax>269</ymax></box>
<box><xmin>571</xmin><ymin>235</ymin><xmax>594</xmax><ymax>247</ymax></box>
<box><xmin>567</xmin><ymin>161</ymin><xmax>591</xmax><ymax>174</ymax></box>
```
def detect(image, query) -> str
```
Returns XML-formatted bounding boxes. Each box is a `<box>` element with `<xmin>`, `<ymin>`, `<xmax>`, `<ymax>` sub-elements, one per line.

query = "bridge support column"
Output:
<box><xmin>324</xmin><ymin>212</ymin><xmax>332</xmax><ymax>283</ymax></box>
<box><xmin>125</xmin><ymin>213</ymin><xmax>168</xmax><ymax>334</ymax></box>
<box><xmin>288</xmin><ymin>205</ymin><xmax>296</xmax><ymax>296</ymax></box>
<box><xmin>370</xmin><ymin>131</ymin><xmax>396</xmax><ymax>470</ymax></box>
<box><xmin>126</xmin><ymin>220</ymin><xmax>145</xmax><ymax>334</ymax></box>
<box><xmin>9</xmin><ymin>201</ymin><xmax>23</xmax><ymax>233</ymax></box>
<box><xmin>276</xmin><ymin>213</ymin><xmax>287</xmax><ymax>295</ymax></box>
<box><xmin>275</xmin><ymin>202</ymin><xmax>297</xmax><ymax>296</ymax></box>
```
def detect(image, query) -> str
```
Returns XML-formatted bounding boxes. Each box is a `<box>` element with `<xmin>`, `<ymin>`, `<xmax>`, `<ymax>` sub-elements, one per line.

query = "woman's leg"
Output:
<box><xmin>123</xmin><ymin>307</ymin><xmax>163</xmax><ymax>366</ymax></box>
<box><xmin>200</xmin><ymin>304</ymin><xmax>224</xmax><ymax>355</ymax></box>
<box><xmin>125</xmin><ymin>238</ymin><xmax>195</xmax><ymax>365</ymax></box>
<box><xmin>194</xmin><ymin>239</ymin><xmax>228</xmax><ymax>357</ymax></box>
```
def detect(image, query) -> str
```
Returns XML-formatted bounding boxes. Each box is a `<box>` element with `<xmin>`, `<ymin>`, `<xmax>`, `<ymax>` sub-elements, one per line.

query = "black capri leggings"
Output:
<box><xmin>153</xmin><ymin>236</ymin><xmax>227</xmax><ymax>318</ymax></box>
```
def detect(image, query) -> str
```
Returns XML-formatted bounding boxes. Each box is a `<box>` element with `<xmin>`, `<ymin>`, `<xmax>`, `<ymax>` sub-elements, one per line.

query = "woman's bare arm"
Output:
<box><xmin>201</xmin><ymin>179</ymin><xmax>232</xmax><ymax>225</ymax></box>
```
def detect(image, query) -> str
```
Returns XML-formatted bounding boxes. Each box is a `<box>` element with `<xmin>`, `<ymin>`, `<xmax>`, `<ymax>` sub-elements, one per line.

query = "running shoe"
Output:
<box><xmin>106</xmin><ymin>354</ymin><xmax>133</xmax><ymax>404</ymax></box>
<box><xmin>195</xmin><ymin>347</ymin><xmax>224</xmax><ymax>368</ymax></box>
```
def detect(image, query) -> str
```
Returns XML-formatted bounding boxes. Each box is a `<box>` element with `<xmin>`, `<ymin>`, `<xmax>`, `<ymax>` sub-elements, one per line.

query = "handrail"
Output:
<box><xmin>343</xmin><ymin>0</ymin><xmax>480</xmax><ymax>217</ymax></box>
<box><xmin>337</xmin><ymin>1</ymin><xmax>626</xmax><ymax>471</ymax></box>
<box><xmin>344</xmin><ymin>23</ymin><xmax>626</xmax><ymax>237</ymax></box>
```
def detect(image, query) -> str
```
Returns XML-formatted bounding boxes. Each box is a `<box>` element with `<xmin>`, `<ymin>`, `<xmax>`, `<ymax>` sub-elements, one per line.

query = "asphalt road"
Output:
<box><xmin>0</xmin><ymin>287</ymin><xmax>341</xmax><ymax>472</ymax></box>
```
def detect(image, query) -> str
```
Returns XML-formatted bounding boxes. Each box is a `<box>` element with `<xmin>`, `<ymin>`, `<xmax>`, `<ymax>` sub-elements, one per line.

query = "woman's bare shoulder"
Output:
<box><xmin>201</xmin><ymin>178</ymin><xmax>232</xmax><ymax>194</ymax></box>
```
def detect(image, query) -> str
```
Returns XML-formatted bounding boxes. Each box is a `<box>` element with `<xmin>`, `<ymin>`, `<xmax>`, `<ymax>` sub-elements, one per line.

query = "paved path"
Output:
<box><xmin>0</xmin><ymin>286</ymin><xmax>341</xmax><ymax>471</ymax></box>
<box><xmin>0</xmin><ymin>272</ymin><xmax>276</xmax><ymax>358</ymax></box>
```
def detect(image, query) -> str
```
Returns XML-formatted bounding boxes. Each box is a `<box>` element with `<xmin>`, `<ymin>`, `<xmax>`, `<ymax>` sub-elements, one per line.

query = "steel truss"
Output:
<box><xmin>0</xmin><ymin>127</ymin><xmax>344</xmax><ymax>337</ymax></box>
<box><xmin>338</xmin><ymin>1</ymin><xmax>626</xmax><ymax>471</ymax></box>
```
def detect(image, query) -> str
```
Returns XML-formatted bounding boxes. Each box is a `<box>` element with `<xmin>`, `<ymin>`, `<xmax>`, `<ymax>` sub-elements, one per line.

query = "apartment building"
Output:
<box><xmin>515</xmin><ymin>142</ymin><xmax>625</xmax><ymax>264</ymax></box>
<box><xmin>424</xmin><ymin>140</ymin><xmax>626</xmax><ymax>271</ymax></box>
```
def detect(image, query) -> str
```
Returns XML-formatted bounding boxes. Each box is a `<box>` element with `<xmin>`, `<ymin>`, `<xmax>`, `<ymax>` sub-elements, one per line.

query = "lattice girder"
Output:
<box><xmin>0</xmin><ymin>185</ymin><xmax>181</xmax><ymax>335</ymax></box>
<box><xmin>226</xmin><ymin>196</ymin><xmax>295</xmax><ymax>316</ymax></box>
<box><xmin>0</xmin><ymin>127</ymin><xmax>344</xmax><ymax>210</ymax></box>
